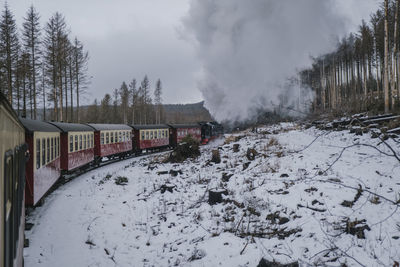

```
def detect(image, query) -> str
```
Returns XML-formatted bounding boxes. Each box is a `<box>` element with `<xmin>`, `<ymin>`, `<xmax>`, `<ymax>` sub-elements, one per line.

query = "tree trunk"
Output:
<box><xmin>392</xmin><ymin>0</ymin><xmax>400</xmax><ymax>107</ymax></box>
<box><xmin>384</xmin><ymin>0</ymin><xmax>390</xmax><ymax>113</ymax></box>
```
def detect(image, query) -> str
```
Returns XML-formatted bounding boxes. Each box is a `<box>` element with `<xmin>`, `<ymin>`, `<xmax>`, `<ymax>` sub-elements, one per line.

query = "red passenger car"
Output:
<box><xmin>131</xmin><ymin>125</ymin><xmax>170</xmax><ymax>152</ymax></box>
<box><xmin>20</xmin><ymin>118</ymin><xmax>61</xmax><ymax>206</ymax></box>
<box><xmin>168</xmin><ymin>123</ymin><xmax>202</xmax><ymax>147</ymax></box>
<box><xmin>48</xmin><ymin>122</ymin><xmax>95</xmax><ymax>173</ymax></box>
<box><xmin>87</xmin><ymin>124</ymin><xmax>133</xmax><ymax>162</ymax></box>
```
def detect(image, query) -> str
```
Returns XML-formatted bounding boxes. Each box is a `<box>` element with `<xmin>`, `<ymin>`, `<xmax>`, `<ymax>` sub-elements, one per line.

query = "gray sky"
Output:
<box><xmin>2</xmin><ymin>0</ymin><xmax>380</xmax><ymax>106</ymax></box>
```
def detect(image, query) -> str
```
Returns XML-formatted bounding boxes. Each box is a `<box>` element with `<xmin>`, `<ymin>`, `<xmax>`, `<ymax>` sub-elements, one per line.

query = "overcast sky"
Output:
<box><xmin>1</xmin><ymin>0</ymin><xmax>381</xmax><ymax>105</ymax></box>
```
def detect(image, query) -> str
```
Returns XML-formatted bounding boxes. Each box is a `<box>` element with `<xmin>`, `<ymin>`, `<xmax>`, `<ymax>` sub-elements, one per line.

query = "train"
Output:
<box><xmin>0</xmin><ymin>92</ymin><xmax>223</xmax><ymax>267</ymax></box>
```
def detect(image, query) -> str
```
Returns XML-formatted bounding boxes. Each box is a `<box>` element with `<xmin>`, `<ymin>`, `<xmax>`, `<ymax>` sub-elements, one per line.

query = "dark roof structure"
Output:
<box><xmin>20</xmin><ymin>118</ymin><xmax>61</xmax><ymax>133</ymax></box>
<box><xmin>48</xmin><ymin>121</ymin><xmax>94</xmax><ymax>132</ymax></box>
<box><xmin>86</xmin><ymin>123</ymin><xmax>133</xmax><ymax>131</ymax></box>
<box><xmin>167</xmin><ymin>123</ymin><xmax>201</xmax><ymax>129</ymax></box>
<box><xmin>1</xmin><ymin>92</ymin><xmax>21</xmax><ymax>125</ymax></box>
<box><xmin>131</xmin><ymin>124</ymin><xmax>169</xmax><ymax>130</ymax></box>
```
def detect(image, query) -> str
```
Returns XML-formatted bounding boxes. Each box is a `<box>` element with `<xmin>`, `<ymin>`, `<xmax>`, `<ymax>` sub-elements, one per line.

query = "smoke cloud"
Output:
<box><xmin>182</xmin><ymin>0</ymin><xmax>351</xmax><ymax>122</ymax></box>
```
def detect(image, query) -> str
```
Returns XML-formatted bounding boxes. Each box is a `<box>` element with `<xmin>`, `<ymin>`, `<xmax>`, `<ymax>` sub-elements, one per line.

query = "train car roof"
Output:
<box><xmin>48</xmin><ymin>121</ymin><xmax>94</xmax><ymax>132</ymax></box>
<box><xmin>167</xmin><ymin>123</ymin><xmax>201</xmax><ymax>129</ymax></box>
<box><xmin>86</xmin><ymin>123</ymin><xmax>133</xmax><ymax>131</ymax></box>
<box><xmin>131</xmin><ymin>124</ymin><xmax>169</xmax><ymax>130</ymax></box>
<box><xmin>20</xmin><ymin>118</ymin><xmax>62</xmax><ymax>133</ymax></box>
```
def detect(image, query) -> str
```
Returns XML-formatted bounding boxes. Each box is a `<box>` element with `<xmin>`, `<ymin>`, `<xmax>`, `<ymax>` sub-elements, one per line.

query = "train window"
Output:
<box><xmin>106</xmin><ymin>132</ymin><xmax>109</xmax><ymax>144</ymax></box>
<box><xmin>83</xmin><ymin>135</ymin><xmax>86</xmax><ymax>149</ymax></box>
<box><xmin>149</xmin><ymin>131</ymin><xmax>153</xmax><ymax>139</ymax></box>
<box><xmin>75</xmin><ymin>135</ymin><xmax>78</xmax><ymax>151</ymax></box>
<box><xmin>42</xmin><ymin>138</ymin><xmax>46</xmax><ymax>165</ymax></box>
<box><xmin>110</xmin><ymin>132</ymin><xmax>114</xmax><ymax>143</ymax></box>
<box><xmin>70</xmin><ymin>135</ymin><xmax>73</xmax><ymax>152</ymax></box>
<box><xmin>51</xmin><ymin>138</ymin><xmax>54</xmax><ymax>161</ymax></box>
<box><xmin>47</xmin><ymin>138</ymin><xmax>50</xmax><ymax>163</ymax></box>
<box><xmin>141</xmin><ymin>131</ymin><xmax>144</xmax><ymax>140</ymax></box>
<box><xmin>119</xmin><ymin>132</ymin><xmax>122</xmax><ymax>142</ymax></box>
<box><xmin>87</xmin><ymin>134</ymin><xmax>90</xmax><ymax>148</ymax></box>
<box><xmin>79</xmin><ymin>135</ymin><xmax>82</xmax><ymax>150</ymax></box>
<box><xmin>36</xmin><ymin>139</ymin><xmax>40</xmax><ymax>169</ymax></box>
<box><xmin>101</xmin><ymin>133</ymin><xmax>104</xmax><ymax>145</ymax></box>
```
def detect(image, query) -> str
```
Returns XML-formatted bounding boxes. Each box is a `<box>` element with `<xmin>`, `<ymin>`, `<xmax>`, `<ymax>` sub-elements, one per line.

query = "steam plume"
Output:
<box><xmin>183</xmin><ymin>0</ymin><xmax>350</xmax><ymax>121</ymax></box>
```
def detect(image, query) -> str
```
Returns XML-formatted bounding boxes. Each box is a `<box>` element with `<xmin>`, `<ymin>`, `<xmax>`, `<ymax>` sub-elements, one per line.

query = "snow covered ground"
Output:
<box><xmin>24</xmin><ymin>123</ymin><xmax>400</xmax><ymax>267</ymax></box>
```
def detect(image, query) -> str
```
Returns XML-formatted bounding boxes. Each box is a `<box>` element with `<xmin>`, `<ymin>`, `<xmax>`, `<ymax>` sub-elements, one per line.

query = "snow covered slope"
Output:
<box><xmin>24</xmin><ymin>123</ymin><xmax>400</xmax><ymax>266</ymax></box>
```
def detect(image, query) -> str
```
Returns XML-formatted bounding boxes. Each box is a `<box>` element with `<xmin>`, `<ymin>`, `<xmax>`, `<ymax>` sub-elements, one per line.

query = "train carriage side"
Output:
<box><xmin>48</xmin><ymin>122</ymin><xmax>95</xmax><ymax>173</ymax></box>
<box><xmin>1</xmin><ymin>93</ymin><xmax>28</xmax><ymax>267</ymax></box>
<box><xmin>86</xmin><ymin>124</ymin><xmax>133</xmax><ymax>162</ymax></box>
<box><xmin>20</xmin><ymin>118</ymin><xmax>61</xmax><ymax>206</ymax></box>
<box><xmin>131</xmin><ymin>125</ymin><xmax>169</xmax><ymax>152</ymax></box>
<box><xmin>168</xmin><ymin>123</ymin><xmax>202</xmax><ymax>147</ymax></box>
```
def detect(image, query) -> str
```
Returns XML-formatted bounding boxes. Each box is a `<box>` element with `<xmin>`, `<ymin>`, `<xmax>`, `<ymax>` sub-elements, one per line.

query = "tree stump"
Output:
<box><xmin>246</xmin><ymin>148</ymin><xmax>258</xmax><ymax>161</ymax></box>
<box><xmin>232</xmin><ymin>144</ymin><xmax>240</xmax><ymax>152</ymax></box>
<box><xmin>208</xmin><ymin>189</ymin><xmax>228</xmax><ymax>205</ymax></box>
<box><xmin>257</xmin><ymin>258</ymin><xmax>299</xmax><ymax>267</ymax></box>
<box><xmin>169</xmin><ymin>169</ymin><xmax>183</xmax><ymax>177</ymax></box>
<box><xmin>211</xmin><ymin>150</ymin><xmax>221</xmax><ymax>163</ymax></box>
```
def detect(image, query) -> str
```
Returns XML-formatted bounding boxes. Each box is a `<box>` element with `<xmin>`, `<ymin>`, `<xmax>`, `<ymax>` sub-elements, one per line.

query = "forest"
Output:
<box><xmin>0</xmin><ymin>4</ymin><xmax>89</xmax><ymax>123</ymax></box>
<box><xmin>303</xmin><ymin>0</ymin><xmax>400</xmax><ymax>115</ymax></box>
<box><xmin>3</xmin><ymin>0</ymin><xmax>400</xmax><ymax>126</ymax></box>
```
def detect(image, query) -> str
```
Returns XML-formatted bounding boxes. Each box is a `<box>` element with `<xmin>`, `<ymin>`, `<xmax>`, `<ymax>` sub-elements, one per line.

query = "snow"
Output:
<box><xmin>24</xmin><ymin>123</ymin><xmax>400</xmax><ymax>266</ymax></box>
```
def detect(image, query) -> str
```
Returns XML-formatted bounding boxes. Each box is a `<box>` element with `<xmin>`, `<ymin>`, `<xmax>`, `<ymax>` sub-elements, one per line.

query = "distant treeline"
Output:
<box><xmin>36</xmin><ymin>100</ymin><xmax>213</xmax><ymax>124</ymax></box>
<box><xmin>302</xmin><ymin>0</ymin><xmax>400</xmax><ymax>114</ymax></box>
<box><xmin>0</xmin><ymin>4</ymin><xmax>89</xmax><ymax>122</ymax></box>
<box><xmin>81</xmin><ymin>75</ymin><xmax>212</xmax><ymax>124</ymax></box>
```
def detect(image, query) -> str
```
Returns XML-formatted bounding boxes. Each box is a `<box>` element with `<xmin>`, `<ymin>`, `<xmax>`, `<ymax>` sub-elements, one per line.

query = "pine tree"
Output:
<box><xmin>384</xmin><ymin>0</ymin><xmax>390</xmax><ymax>113</ymax></box>
<box><xmin>22</xmin><ymin>5</ymin><xmax>41</xmax><ymax>119</ymax></box>
<box><xmin>129</xmin><ymin>78</ymin><xmax>136</xmax><ymax>124</ymax></box>
<box><xmin>119</xmin><ymin>81</ymin><xmax>130</xmax><ymax>124</ymax></box>
<box><xmin>72</xmin><ymin>37</ymin><xmax>89</xmax><ymax>123</ymax></box>
<box><xmin>0</xmin><ymin>3</ymin><xmax>19</xmax><ymax>104</ymax></box>
<box><xmin>154</xmin><ymin>79</ymin><xmax>163</xmax><ymax>124</ymax></box>
<box><xmin>141</xmin><ymin>75</ymin><xmax>152</xmax><ymax>124</ymax></box>
<box><xmin>100</xmin><ymin>94</ymin><xmax>112</xmax><ymax>123</ymax></box>
<box><xmin>44</xmin><ymin>12</ymin><xmax>68</xmax><ymax>121</ymax></box>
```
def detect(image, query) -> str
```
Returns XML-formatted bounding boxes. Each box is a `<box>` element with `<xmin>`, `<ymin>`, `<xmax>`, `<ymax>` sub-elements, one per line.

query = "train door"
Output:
<box><xmin>4</xmin><ymin>150</ymin><xmax>13</xmax><ymax>267</ymax></box>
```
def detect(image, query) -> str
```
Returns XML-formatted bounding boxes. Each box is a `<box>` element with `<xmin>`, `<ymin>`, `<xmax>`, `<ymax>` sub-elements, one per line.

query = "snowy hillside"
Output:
<box><xmin>24</xmin><ymin>123</ymin><xmax>400</xmax><ymax>267</ymax></box>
